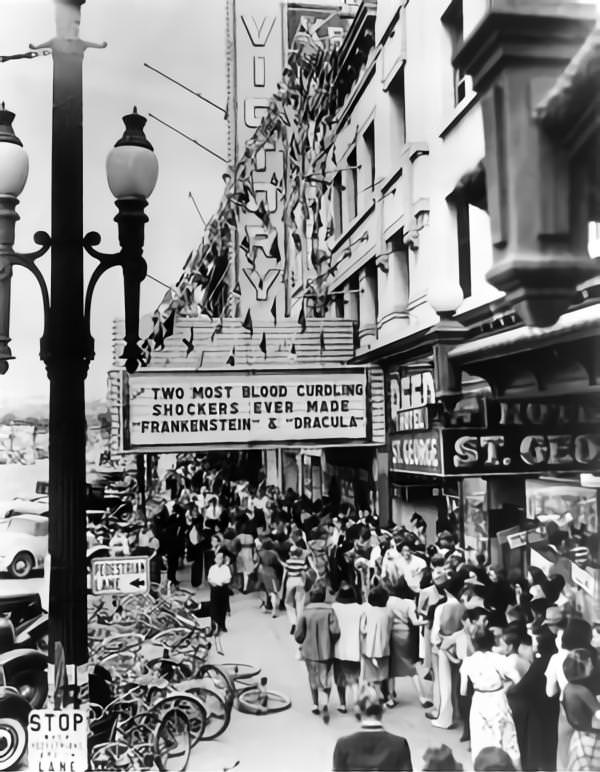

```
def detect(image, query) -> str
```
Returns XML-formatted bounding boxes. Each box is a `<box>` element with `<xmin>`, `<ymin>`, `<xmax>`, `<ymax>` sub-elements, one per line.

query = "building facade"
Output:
<box><xmin>291</xmin><ymin>0</ymin><xmax>600</xmax><ymax>619</ymax></box>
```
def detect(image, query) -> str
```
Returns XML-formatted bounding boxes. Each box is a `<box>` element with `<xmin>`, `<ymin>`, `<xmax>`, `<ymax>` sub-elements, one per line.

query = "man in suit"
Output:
<box><xmin>332</xmin><ymin>686</ymin><xmax>413</xmax><ymax>771</ymax></box>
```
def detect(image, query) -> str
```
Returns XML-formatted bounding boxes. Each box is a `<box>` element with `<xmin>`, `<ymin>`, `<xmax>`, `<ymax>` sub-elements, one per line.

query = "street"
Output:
<box><xmin>187</xmin><ymin>586</ymin><xmax>471</xmax><ymax>772</ymax></box>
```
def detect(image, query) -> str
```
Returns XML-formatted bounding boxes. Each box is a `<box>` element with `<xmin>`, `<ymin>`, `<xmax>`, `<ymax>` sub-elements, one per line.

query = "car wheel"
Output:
<box><xmin>9</xmin><ymin>553</ymin><xmax>34</xmax><ymax>579</ymax></box>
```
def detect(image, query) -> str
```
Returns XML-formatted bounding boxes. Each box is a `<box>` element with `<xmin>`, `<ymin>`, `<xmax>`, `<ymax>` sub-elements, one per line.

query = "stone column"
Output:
<box><xmin>377</xmin><ymin>249</ymin><xmax>409</xmax><ymax>341</ymax></box>
<box><xmin>358</xmin><ymin>263</ymin><xmax>377</xmax><ymax>348</ymax></box>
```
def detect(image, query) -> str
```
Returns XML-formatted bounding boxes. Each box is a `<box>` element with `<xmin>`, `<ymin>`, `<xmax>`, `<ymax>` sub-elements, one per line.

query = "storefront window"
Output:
<box><xmin>526</xmin><ymin>479</ymin><xmax>599</xmax><ymax>568</ymax></box>
<box><xmin>460</xmin><ymin>477</ymin><xmax>488</xmax><ymax>555</ymax></box>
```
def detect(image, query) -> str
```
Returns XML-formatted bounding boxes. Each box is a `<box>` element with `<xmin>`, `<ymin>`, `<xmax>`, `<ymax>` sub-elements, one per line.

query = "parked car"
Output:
<box><xmin>0</xmin><ymin>498</ymin><xmax>48</xmax><ymax>519</ymax></box>
<box><xmin>0</xmin><ymin>515</ymin><xmax>48</xmax><ymax>579</ymax></box>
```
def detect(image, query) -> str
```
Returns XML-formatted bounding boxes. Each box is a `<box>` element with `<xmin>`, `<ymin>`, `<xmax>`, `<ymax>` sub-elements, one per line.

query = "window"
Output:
<box><xmin>388</xmin><ymin>68</ymin><xmax>406</xmax><ymax>148</ymax></box>
<box><xmin>346</xmin><ymin>148</ymin><xmax>358</xmax><ymax>221</ymax></box>
<box><xmin>363</xmin><ymin>123</ymin><xmax>375</xmax><ymax>192</ymax></box>
<box><xmin>442</xmin><ymin>0</ymin><xmax>467</xmax><ymax>106</ymax></box>
<box><xmin>456</xmin><ymin>200</ymin><xmax>472</xmax><ymax>299</ymax></box>
<box><xmin>333</xmin><ymin>173</ymin><xmax>344</xmax><ymax>236</ymax></box>
<box><xmin>334</xmin><ymin>292</ymin><xmax>345</xmax><ymax>318</ymax></box>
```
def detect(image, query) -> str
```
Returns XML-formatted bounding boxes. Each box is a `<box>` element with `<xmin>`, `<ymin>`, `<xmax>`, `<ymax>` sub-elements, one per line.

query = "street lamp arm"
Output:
<box><xmin>82</xmin><ymin>230</ymin><xmax>120</xmax><ymax>263</ymax></box>
<box><xmin>9</xmin><ymin>251</ymin><xmax>51</xmax><ymax>341</ymax></box>
<box><xmin>82</xmin><ymin>231</ymin><xmax>123</xmax><ymax>337</ymax></box>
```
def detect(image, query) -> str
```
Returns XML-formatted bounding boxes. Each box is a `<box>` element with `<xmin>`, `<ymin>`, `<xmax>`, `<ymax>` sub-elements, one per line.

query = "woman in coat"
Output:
<box><xmin>331</xmin><ymin>582</ymin><xmax>363</xmax><ymax>714</ymax></box>
<box><xmin>233</xmin><ymin>522</ymin><xmax>256</xmax><ymax>594</ymax></box>
<box><xmin>295</xmin><ymin>584</ymin><xmax>340</xmax><ymax>724</ymax></box>
<box><xmin>360</xmin><ymin>584</ymin><xmax>393</xmax><ymax>699</ymax></box>
<box><xmin>256</xmin><ymin>538</ymin><xmax>280</xmax><ymax>618</ymax></box>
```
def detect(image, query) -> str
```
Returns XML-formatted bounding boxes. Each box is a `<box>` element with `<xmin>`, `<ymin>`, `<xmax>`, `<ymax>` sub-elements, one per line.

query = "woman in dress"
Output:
<box><xmin>307</xmin><ymin>527</ymin><xmax>329</xmax><ymax>586</ymax></box>
<box><xmin>360</xmin><ymin>584</ymin><xmax>392</xmax><ymax>700</ymax></box>
<box><xmin>562</xmin><ymin>648</ymin><xmax>600</xmax><ymax>770</ymax></box>
<box><xmin>256</xmin><ymin>538</ymin><xmax>280</xmax><ymax>618</ymax></box>
<box><xmin>234</xmin><ymin>522</ymin><xmax>256</xmax><ymax>594</ymax></box>
<box><xmin>460</xmin><ymin>629</ymin><xmax>522</xmax><ymax>769</ymax></box>
<box><xmin>385</xmin><ymin>578</ymin><xmax>429</xmax><ymax>708</ymax></box>
<box><xmin>505</xmin><ymin>625</ymin><xmax>559</xmax><ymax>771</ymax></box>
<box><xmin>546</xmin><ymin>617</ymin><xmax>596</xmax><ymax>770</ymax></box>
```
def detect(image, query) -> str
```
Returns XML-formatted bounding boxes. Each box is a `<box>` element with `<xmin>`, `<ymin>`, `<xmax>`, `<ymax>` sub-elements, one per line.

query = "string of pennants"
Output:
<box><xmin>139</xmin><ymin>15</ymin><xmax>350</xmax><ymax>368</ymax></box>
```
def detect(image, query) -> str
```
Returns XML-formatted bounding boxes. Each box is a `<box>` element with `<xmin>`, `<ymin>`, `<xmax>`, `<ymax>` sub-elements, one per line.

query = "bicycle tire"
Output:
<box><xmin>98</xmin><ymin>651</ymin><xmax>137</xmax><ymax>678</ymax></box>
<box><xmin>89</xmin><ymin>742</ymin><xmax>132</xmax><ymax>771</ymax></box>
<box><xmin>153</xmin><ymin>693</ymin><xmax>207</xmax><ymax>746</ymax></box>
<box><xmin>95</xmin><ymin>632</ymin><xmax>144</xmax><ymax>656</ymax></box>
<box><xmin>153</xmin><ymin>707</ymin><xmax>191</xmax><ymax>772</ymax></box>
<box><xmin>185</xmin><ymin>685</ymin><xmax>231</xmax><ymax>740</ymax></box>
<box><xmin>236</xmin><ymin>686</ymin><xmax>291</xmax><ymax>715</ymax></box>
<box><xmin>196</xmin><ymin>664</ymin><xmax>235</xmax><ymax>709</ymax></box>
<box><xmin>146</xmin><ymin>658</ymin><xmax>193</xmax><ymax>683</ymax></box>
<box><xmin>150</xmin><ymin>627</ymin><xmax>192</xmax><ymax>649</ymax></box>
<box><xmin>220</xmin><ymin>662</ymin><xmax>262</xmax><ymax>682</ymax></box>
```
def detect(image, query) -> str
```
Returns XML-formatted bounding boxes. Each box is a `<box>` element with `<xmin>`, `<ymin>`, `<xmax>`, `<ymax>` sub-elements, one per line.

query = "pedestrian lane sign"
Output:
<box><xmin>28</xmin><ymin>710</ymin><xmax>88</xmax><ymax>772</ymax></box>
<box><xmin>91</xmin><ymin>555</ymin><xmax>150</xmax><ymax>596</ymax></box>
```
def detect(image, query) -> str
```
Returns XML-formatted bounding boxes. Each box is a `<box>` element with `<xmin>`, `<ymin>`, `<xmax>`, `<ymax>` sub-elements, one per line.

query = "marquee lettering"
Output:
<box><xmin>241</xmin><ymin>15</ymin><xmax>276</xmax><ymax>47</ymax></box>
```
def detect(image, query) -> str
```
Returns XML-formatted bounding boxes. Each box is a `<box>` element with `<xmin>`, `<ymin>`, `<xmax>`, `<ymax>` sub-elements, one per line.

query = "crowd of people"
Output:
<box><xmin>89</xmin><ymin>456</ymin><xmax>600</xmax><ymax>772</ymax></box>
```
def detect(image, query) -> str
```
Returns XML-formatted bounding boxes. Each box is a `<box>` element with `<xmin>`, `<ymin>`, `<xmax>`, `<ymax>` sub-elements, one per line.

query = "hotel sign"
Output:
<box><xmin>122</xmin><ymin>368</ymin><xmax>373</xmax><ymax>451</ymax></box>
<box><xmin>391</xmin><ymin>395</ymin><xmax>600</xmax><ymax>476</ymax></box>
<box><xmin>392</xmin><ymin>427</ymin><xmax>600</xmax><ymax>477</ymax></box>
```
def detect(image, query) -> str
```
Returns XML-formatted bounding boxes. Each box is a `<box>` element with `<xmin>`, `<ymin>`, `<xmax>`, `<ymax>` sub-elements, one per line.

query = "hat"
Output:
<box><xmin>464</xmin><ymin>577</ymin><xmax>486</xmax><ymax>590</ymax></box>
<box><xmin>529</xmin><ymin>584</ymin><xmax>547</xmax><ymax>601</ymax></box>
<box><xmin>473</xmin><ymin>747</ymin><xmax>515</xmax><ymax>772</ymax></box>
<box><xmin>543</xmin><ymin>605</ymin><xmax>563</xmax><ymax>626</ymax></box>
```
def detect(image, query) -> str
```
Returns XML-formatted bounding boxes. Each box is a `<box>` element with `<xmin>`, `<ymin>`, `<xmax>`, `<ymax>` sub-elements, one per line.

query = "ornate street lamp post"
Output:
<box><xmin>0</xmin><ymin>0</ymin><xmax>158</xmax><ymax>703</ymax></box>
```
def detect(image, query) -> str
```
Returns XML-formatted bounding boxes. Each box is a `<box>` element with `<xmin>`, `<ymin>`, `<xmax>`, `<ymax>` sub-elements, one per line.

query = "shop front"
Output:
<box><xmin>449</xmin><ymin>317</ymin><xmax>600</xmax><ymax>623</ymax></box>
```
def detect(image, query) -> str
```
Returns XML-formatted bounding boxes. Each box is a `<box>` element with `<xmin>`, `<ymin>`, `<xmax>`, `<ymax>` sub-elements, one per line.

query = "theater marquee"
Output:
<box><xmin>119</xmin><ymin>368</ymin><xmax>383</xmax><ymax>451</ymax></box>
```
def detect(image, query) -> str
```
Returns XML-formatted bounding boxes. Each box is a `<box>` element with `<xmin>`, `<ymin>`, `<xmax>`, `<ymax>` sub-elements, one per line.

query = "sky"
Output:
<box><xmin>0</xmin><ymin>0</ymin><xmax>227</xmax><ymax>410</ymax></box>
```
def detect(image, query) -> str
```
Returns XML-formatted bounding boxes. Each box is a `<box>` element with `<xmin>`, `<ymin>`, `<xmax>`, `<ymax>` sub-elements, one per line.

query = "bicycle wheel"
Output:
<box><xmin>185</xmin><ymin>685</ymin><xmax>231</xmax><ymax>740</ymax></box>
<box><xmin>0</xmin><ymin>717</ymin><xmax>27</xmax><ymax>771</ymax></box>
<box><xmin>236</xmin><ymin>686</ymin><xmax>291</xmax><ymax>715</ymax></box>
<box><xmin>153</xmin><ymin>707</ymin><xmax>191</xmax><ymax>772</ymax></box>
<box><xmin>196</xmin><ymin>664</ymin><xmax>235</xmax><ymax>710</ymax></box>
<box><xmin>147</xmin><ymin>658</ymin><xmax>193</xmax><ymax>683</ymax></box>
<box><xmin>220</xmin><ymin>662</ymin><xmax>261</xmax><ymax>682</ymax></box>
<box><xmin>150</xmin><ymin>627</ymin><xmax>192</xmax><ymax>649</ymax></box>
<box><xmin>153</xmin><ymin>693</ymin><xmax>206</xmax><ymax>746</ymax></box>
<box><xmin>99</xmin><ymin>651</ymin><xmax>137</xmax><ymax>678</ymax></box>
<box><xmin>89</xmin><ymin>742</ymin><xmax>132</xmax><ymax>771</ymax></box>
<box><xmin>95</xmin><ymin>632</ymin><xmax>144</xmax><ymax>656</ymax></box>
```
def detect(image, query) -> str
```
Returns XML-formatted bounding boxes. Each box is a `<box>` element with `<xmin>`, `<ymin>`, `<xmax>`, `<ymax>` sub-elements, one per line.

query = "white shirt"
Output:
<box><xmin>397</xmin><ymin>554</ymin><xmax>427</xmax><ymax>594</ymax></box>
<box><xmin>207</xmin><ymin>564</ymin><xmax>231</xmax><ymax>587</ymax></box>
<box><xmin>545</xmin><ymin>648</ymin><xmax>569</xmax><ymax>698</ymax></box>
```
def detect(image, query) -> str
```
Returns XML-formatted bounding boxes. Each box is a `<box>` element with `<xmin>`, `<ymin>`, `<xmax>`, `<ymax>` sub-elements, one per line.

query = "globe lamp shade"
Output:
<box><xmin>106</xmin><ymin>108</ymin><xmax>158</xmax><ymax>200</ymax></box>
<box><xmin>0</xmin><ymin>106</ymin><xmax>29</xmax><ymax>198</ymax></box>
<box><xmin>428</xmin><ymin>280</ymin><xmax>464</xmax><ymax>315</ymax></box>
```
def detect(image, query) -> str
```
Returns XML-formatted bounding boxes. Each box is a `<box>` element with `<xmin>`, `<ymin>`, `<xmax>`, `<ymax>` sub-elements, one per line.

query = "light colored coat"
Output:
<box><xmin>332</xmin><ymin>601</ymin><xmax>363</xmax><ymax>662</ymax></box>
<box><xmin>360</xmin><ymin>605</ymin><xmax>392</xmax><ymax>658</ymax></box>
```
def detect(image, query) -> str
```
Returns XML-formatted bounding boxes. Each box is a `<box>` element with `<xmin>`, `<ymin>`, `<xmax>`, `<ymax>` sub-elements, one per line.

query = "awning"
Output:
<box><xmin>449</xmin><ymin>302</ymin><xmax>600</xmax><ymax>365</ymax></box>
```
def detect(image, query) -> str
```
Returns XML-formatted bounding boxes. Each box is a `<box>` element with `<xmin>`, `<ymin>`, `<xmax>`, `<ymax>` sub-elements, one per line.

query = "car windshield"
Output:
<box><xmin>7</xmin><ymin>518</ymin><xmax>47</xmax><ymax>537</ymax></box>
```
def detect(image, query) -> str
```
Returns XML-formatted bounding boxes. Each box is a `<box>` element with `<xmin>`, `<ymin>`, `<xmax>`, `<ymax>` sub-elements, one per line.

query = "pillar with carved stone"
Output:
<box><xmin>358</xmin><ymin>262</ymin><xmax>377</xmax><ymax>348</ymax></box>
<box><xmin>377</xmin><ymin>249</ymin><xmax>409</xmax><ymax>341</ymax></box>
